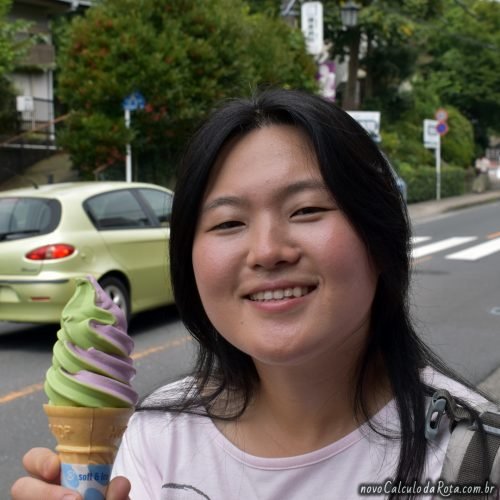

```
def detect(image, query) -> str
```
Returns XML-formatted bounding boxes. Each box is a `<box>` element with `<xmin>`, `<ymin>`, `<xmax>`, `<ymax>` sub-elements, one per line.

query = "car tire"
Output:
<box><xmin>98</xmin><ymin>276</ymin><xmax>130</xmax><ymax>321</ymax></box>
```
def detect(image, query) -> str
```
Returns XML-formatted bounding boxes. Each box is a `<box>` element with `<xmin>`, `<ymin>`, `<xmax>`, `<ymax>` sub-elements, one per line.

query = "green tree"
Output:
<box><xmin>0</xmin><ymin>0</ymin><xmax>33</xmax><ymax>134</ymax></box>
<box><xmin>56</xmin><ymin>0</ymin><xmax>317</xmax><ymax>182</ymax></box>
<box><xmin>419</xmin><ymin>0</ymin><xmax>500</xmax><ymax>149</ymax></box>
<box><xmin>382</xmin><ymin>81</ymin><xmax>474</xmax><ymax>170</ymax></box>
<box><xmin>322</xmin><ymin>0</ymin><xmax>445</xmax><ymax>110</ymax></box>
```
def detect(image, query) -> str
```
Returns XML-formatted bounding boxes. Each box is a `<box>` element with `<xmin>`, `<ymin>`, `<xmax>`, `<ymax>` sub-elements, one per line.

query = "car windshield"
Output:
<box><xmin>0</xmin><ymin>197</ymin><xmax>61</xmax><ymax>241</ymax></box>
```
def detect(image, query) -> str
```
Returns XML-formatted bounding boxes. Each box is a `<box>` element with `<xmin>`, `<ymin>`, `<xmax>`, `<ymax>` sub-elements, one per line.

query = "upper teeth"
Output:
<box><xmin>249</xmin><ymin>286</ymin><xmax>310</xmax><ymax>301</ymax></box>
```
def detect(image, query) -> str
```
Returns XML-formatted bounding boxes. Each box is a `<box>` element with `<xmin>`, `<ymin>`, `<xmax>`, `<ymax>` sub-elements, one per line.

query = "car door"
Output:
<box><xmin>84</xmin><ymin>188</ymin><xmax>171</xmax><ymax>312</ymax></box>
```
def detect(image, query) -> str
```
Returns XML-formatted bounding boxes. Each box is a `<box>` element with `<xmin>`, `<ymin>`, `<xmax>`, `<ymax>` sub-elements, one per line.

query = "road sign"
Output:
<box><xmin>122</xmin><ymin>91</ymin><xmax>146</xmax><ymax>111</ymax></box>
<box><xmin>423</xmin><ymin>119</ymin><xmax>442</xmax><ymax>200</ymax></box>
<box><xmin>301</xmin><ymin>2</ymin><xmax>324</xmax><ymax>55</ymax></box>
<box><xmin>347</xmin><ymin>111</ymin><xmax>381</xmax><ymax>142</ymax></box>
<box><xmin>423</xmin><ymin>119</ymin><xmax>440</xmax><ymax>149</ymax></box>
<box><xmin>436</xmin><ymin>121</ymin><xmax>449</xmax><ymax>136</ymax></box>
<box><xmin>435</xmin><ymin>108</ymin><xmax>448</xmax><ymax>122</ymax></box>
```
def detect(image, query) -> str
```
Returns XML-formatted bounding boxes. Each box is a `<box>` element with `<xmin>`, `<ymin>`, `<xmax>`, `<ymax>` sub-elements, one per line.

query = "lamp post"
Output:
<box><xmin>340</xmin><ymin>1</ymin><xmax>361</xmax><ymax>110</ymax></box>
<box><xmin>341</xmin><ymin>0</ymin><xmax>360</xmax><ymax>28</ymax></box>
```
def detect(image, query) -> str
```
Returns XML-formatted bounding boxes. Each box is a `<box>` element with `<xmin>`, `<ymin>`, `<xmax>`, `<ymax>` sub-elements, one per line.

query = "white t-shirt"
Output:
<box><xmin>112</xmin><ymin>368</ymin><xmax>489</xmax><ymax>500</ymax></box>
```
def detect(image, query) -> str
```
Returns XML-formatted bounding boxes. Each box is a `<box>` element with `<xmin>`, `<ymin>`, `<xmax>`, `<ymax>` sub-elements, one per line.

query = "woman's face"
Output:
<box><xmin>192</xmin><ymin>125</ymin><xmax>378</xmax><ymax>371</ymax></box>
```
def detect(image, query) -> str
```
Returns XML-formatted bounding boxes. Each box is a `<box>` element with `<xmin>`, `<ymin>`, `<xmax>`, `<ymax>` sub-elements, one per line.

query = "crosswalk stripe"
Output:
<box><xmin>411</xmin><ymin>236</ymin><xmax>431</xmax><ymax>244</ymax></box>
<box><xmin>411</xmin><ymin>237</ymin><xmax>477</xmax><ymax>259</ymax></box>
<box><xmin>446</xmin><ymin>237</ymin><xmax>500</xmax><ymax>261</ymax></box>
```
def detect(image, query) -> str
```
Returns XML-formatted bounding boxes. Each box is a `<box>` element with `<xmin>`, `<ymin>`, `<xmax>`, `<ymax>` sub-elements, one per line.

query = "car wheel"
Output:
<box><xmin>98</xmin><ymin>276</ymin><xmax>130</xmax><ymax>321</ymax></box>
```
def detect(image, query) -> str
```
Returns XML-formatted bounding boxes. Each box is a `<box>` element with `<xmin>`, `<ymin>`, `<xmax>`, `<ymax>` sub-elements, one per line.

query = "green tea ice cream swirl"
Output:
<box><xmin>44</xmin><ymin>276</ymin><xmax>138</xmax><ymax>408</ymax></box>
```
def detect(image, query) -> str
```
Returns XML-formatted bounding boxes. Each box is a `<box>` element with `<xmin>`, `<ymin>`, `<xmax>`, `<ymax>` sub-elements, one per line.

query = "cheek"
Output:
<box><xmin>192</xmin><ymin>240</ymin><xmax>215</xmax><ymax>300</ymax></box>
<box><xmin>192</xmin><ymin>237</ymin><xmax>238</xmax><ymax>305</ymax></box>
<box><xmin>318</xmin><ymin>224</ymin><xmax>378</xmax><ymax>290</ymax></box>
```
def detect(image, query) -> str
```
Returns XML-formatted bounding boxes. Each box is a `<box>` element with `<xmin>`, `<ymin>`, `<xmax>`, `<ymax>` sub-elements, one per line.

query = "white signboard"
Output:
<box><xmin>423</xmin><ymin>119</ymin><xmax>440</xmax><ymax>149</ymax></box>
<box><xmin>423</xmin><ymin>119</ymin><xmax>442</xmax><ymax>200</ymax></box>
<box><xmin>301</xmin><ymin>2</ymin><xmax>324</xmax><ymax>56</ymax></box>
<box><xmin>16</xmin><ymin>95</ymin><xmax>34</xmax><ymax>112</ymax></box>
<box><xmin>347</xmin><ymin>111</ymin><xmax>381</xmax><ymax>142</ymax></box>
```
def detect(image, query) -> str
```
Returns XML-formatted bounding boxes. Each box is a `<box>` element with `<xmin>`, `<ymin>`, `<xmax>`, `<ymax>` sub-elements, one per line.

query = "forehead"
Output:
<box><xmin>204</xmin><ymin>125</ymin><xmax>321</xmax><ymax>196</ymax></box>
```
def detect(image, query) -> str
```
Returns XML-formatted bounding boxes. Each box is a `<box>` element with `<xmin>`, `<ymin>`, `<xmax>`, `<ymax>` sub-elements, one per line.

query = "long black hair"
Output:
<box><xmin>140</xmin><ymin>88</ymin><xmax>491</xmax><ymax>497</ymax></box>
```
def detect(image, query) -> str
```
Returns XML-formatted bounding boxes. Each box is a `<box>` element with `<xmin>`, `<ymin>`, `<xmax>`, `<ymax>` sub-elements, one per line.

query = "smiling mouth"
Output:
<box><xmin>248</xmin><ymin>286</ymin><xmax>316</xmax><ymax>302</ymax></box>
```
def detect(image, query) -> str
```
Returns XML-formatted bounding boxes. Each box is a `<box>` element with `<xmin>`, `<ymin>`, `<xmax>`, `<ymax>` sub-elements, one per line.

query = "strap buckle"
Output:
<box><xmin>425</xmin><ymin>389</ymin><xmax>472</xmax><ymax>441</ymax></box>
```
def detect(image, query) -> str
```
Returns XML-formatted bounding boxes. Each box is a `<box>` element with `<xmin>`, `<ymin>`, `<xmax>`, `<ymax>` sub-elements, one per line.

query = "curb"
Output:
<box><xmin>408</xmin><ymin>191</ymin><xmax>500</xmax><ymax>222</ymax></box>
<box><xmin>479</xmin><ymin>367</ymin><xmax>500</xmax><ymax>403</ymax></box>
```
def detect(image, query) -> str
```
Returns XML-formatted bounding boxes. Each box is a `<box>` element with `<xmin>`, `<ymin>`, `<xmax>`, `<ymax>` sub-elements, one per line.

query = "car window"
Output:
<box><xmin>138</xmin><ymin>188</ymin><xmax>172</xmax><ymax>226</ymax></box>
<box><xmin>85</xmin><ymin>190</ymin><xmax>152</xmax><ymax>229</ymax></box>
<box><xmin>0</xmin><ymin>197</ymin><xmax>60</xmax><ymax>241</ymax></box>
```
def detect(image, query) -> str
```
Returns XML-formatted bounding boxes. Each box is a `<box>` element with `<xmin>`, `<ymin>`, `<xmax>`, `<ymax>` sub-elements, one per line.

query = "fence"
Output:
<box><xmin>0</xmin><ymin>99</ymin><xmax>68</xmax><ymax>184</ymax></box>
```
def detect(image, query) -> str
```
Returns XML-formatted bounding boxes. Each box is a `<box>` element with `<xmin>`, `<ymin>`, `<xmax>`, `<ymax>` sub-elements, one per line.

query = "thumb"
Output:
<box><xmin>106</xmin><ymin>476</ymin><xmax>131</xmax><ymax>500</ymax></box>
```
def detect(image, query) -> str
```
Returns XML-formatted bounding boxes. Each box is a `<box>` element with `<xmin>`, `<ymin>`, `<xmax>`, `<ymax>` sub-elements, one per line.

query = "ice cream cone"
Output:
<box><xmin>44</xmin><ymin>404</ymin><xmax>133</xmax><ymax>495</ymax></box>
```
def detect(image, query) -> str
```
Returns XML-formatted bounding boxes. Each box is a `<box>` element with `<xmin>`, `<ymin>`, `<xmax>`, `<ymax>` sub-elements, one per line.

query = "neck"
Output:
<box><xmin>216</xmin><ymin>352</ymin><xmax>392</xmax><ymax>458</ymax></box>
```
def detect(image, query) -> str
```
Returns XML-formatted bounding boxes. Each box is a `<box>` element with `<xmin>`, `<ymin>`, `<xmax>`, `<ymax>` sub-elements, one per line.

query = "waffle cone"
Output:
<box><xmin>43</xmin><ymin>404</ymin><xmax>133</xmax><ymax>465</ymax></box>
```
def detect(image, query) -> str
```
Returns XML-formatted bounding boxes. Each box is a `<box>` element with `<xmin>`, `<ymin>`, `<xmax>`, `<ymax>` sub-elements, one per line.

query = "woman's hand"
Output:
<box><xmin>11</xmin><ymin>448</ymin><xmax>131</xmax><ymax>500</ymax></box>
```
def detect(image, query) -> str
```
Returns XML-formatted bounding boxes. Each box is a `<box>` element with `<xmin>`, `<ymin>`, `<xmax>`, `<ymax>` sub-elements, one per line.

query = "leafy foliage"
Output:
<box><xmin>0</xmin><ymin>0</ymin><xmax>34</xmax><ymax>135</ymax></box>
<box><xmin>418</xmin><ymin>0</ymin><xmax>500</xmax><ymax>145</ymax></box>
<box><xmin>381</xmin><ymin>80</ymin><xmax>474</xmax><ymax>170</ymax></box>
<box><xmin>0</xmin><ymin>0</ymin><xmax>33</xmax><ymax>75</ymax></box>
<box><xmin>316</xmin><ymin>0</ymin><xmax>495</xmax><ymax>174</ymax></box>
<box><xmin>399</xmin><ymin>163</ymin><xmax>466</xmax><ymax>203</ymax></box>
<box><xmin>323</xmin><ymin>0</ymin><xmax>445</xmax><ymax>108</ymax></box>
<box><xmin>55</xmin><ymin>0</ymin><xmax>317</xmax><ymax>181</ymax></box>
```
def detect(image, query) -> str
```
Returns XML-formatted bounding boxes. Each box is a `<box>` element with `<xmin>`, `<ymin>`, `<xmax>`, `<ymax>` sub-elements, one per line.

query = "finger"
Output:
<box><xmin>106</xmin><ymin>476</ymin><xmax>131</xmax><ymax>500</ymax></box>
<box><xmin>10</xmin><ymin>476</ymin><xmax>81</xmax><ymax>500</ymax></box>
<box><xmin>22</xmin><ymin>448</ymin><xmax>61</xmax><ymax>482</ymax></box>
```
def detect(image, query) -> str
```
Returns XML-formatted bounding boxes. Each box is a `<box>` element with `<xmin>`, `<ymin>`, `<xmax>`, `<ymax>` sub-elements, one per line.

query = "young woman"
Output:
<box><xmin>12</xmin><ymin>88</ymin><xmax>495</xmax><ymax>499</ymax></box>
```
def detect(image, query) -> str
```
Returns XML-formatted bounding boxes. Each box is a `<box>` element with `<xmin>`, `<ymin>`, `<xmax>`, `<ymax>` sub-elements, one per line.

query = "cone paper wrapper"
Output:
<box><xmin>44</xmin><ymin>404</ymin><xmax>133</xmax><ymax>497</ymax></box>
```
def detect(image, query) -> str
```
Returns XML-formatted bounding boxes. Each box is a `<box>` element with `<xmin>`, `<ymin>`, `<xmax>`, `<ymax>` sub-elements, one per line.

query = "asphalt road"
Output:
<box><xmin>410</xmin><ymin>200</ymin><xmax>500</xmax><ymax>386</ymax></box>
<box><xmin>1</xmin><ymin>201</ymin><xmax>499</xmax><ymax>491</ymax></box>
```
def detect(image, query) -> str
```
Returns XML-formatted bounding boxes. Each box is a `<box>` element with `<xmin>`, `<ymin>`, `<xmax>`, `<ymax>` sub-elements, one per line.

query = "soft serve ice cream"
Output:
<box><xmin>43</xmin><ymin>276</ymin><xmax>137</xmax><ymax>498</ymax></box>
<box><xmin>44</xmin><ymin>275</ymin><xmax>138</xmax><ymax>408</ymax></box>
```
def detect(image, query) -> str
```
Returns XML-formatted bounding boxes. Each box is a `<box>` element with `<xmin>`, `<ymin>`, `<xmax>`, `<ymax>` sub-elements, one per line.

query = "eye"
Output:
<box><xmin>292</xmin><ymin>206</ymin><xmax>329</xmax><ymax>217</ymax></box>
<box><xmin>210</xmin><ymin>220</ymin><xmax>244</xmax><ymax>231</ymax></box>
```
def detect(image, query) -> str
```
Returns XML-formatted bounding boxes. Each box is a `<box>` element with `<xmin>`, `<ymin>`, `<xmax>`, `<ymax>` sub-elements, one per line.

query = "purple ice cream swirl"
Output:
<box><xmin>44</xmin><ymin>276</ymin><xmax>138</xmax><ymax>408</ymax></box>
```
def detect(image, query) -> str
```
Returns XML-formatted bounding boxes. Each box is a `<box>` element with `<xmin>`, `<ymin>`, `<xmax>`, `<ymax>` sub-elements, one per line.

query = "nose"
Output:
<box><xmin>246</xmin><ymin>217</ymin><xmax>300</xmax><ymax>269</ymax></box>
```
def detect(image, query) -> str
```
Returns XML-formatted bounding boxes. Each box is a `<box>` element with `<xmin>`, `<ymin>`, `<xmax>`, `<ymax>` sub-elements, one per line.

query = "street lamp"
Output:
<box><xmin>340</xmin><ymin>1</ymin><xmax>360</xmax><ymax>28</ymax></box>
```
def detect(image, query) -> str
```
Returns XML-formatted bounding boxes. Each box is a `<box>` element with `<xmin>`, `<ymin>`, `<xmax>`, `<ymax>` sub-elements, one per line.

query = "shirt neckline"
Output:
<box><xmin>205</xmin><ymin>398</ymin><xmax>397</xmax><ymax>470</ymax></box>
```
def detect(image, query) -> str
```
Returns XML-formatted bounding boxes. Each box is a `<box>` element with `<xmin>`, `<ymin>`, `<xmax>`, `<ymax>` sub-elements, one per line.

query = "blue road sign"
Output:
<box><xmin>122</xmin><ymin>92</ymin><xmax>146</xmax><ymax>111</ymax></box>
<box><xmin>436</xmin><ymin>121</ymin><xmax>449</xmax><ymax>136</ymax></box>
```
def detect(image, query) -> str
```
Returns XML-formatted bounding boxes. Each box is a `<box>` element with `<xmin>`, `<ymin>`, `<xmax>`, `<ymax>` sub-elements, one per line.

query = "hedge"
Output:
<box><xmin>398</xmin><ymin>164</ymin><xmax>466</xmax><ymax>203</ymax></box>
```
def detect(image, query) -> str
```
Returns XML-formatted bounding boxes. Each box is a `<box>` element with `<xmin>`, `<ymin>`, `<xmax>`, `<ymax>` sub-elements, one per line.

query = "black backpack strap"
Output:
<box><xmin>425</xmin><ymin>389</ymin><xmax>500</xmax><ymax>499</ymax></box>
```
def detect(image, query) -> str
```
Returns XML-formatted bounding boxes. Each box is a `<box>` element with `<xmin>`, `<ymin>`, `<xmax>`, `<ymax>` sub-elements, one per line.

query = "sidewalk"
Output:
<box><xmin>408</xmin><ymin>189</ymin><xmax>500</xmax><ymax>222</ymax></box>
<box><xmin>408</xmin><ymin>189</ymin><xmax>500</xmax><ymax>401</ymax></box>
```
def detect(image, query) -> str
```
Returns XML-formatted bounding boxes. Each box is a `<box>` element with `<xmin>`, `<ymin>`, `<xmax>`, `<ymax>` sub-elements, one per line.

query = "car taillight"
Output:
<box><xmin>25</xmin><ymin>244</ymin><xmax>75</xmax><ymax>260</ymax></box>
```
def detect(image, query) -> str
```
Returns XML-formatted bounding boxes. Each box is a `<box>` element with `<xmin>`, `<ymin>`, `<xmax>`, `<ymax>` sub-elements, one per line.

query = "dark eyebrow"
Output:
<box><xmin>281</xmin><ymin>179</ymin><xmax>329</xmax><ymax>198</ymax></box>
<box><xmin>202</xmin><ymin>196</ymin><xmax>246</xmax><ymax>214</ymax></box>
<box><xmin>202</xmin><ymin>179</ymin><xmax>329</xmax><ymax>214</ymax></box>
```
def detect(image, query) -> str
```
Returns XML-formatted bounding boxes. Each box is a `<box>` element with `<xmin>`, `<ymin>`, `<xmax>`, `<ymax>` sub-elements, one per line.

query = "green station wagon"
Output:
<box><xmin>0</xmin><ymin>182</ymin><xmax>174</xmax><ymax>323</ymax></box>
